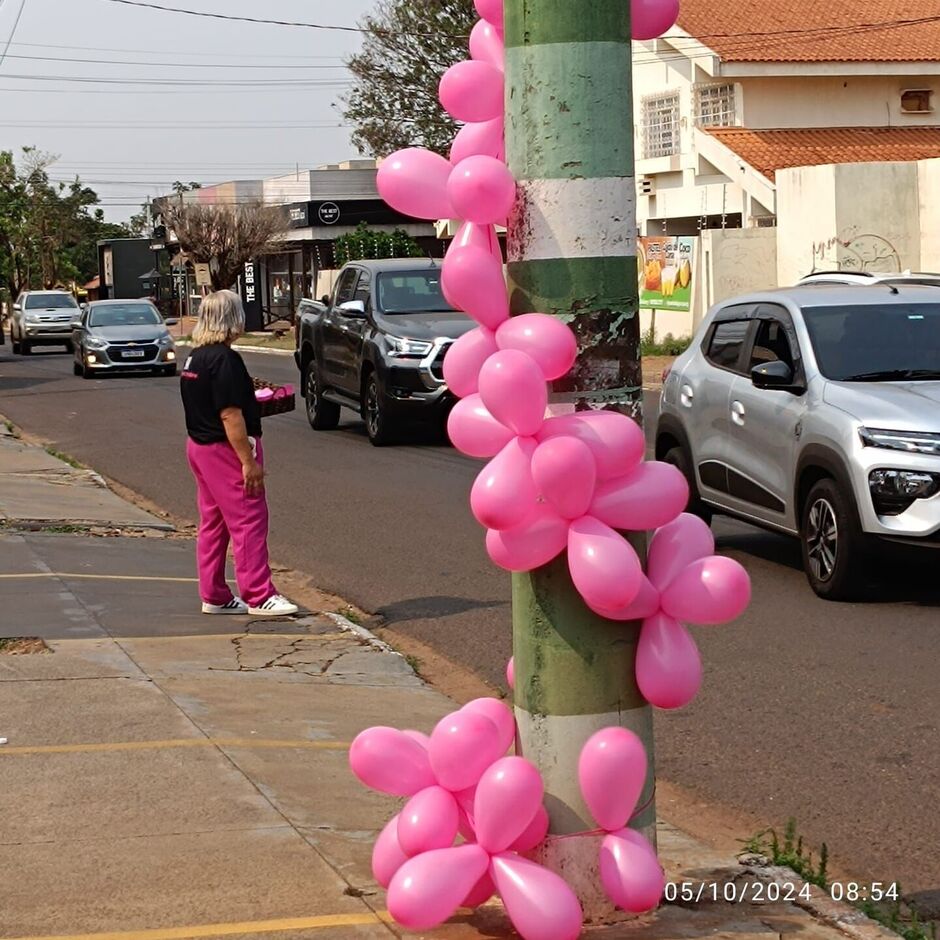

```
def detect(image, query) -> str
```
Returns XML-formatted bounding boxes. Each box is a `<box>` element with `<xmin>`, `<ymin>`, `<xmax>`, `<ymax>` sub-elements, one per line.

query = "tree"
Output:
<box><xmin>342</xmin><ymin>0</ymin><xmax>474</xmax><ymax>157</ymax></box>
<box><xmin>334</xmin><ymin>222</ymin><xmax>424</xmax><ymax>267</ymax></box>
<box><xmin>160</xmin><ymin>201</ymin><xmax>287</xmax><ymax>292</ymax></box>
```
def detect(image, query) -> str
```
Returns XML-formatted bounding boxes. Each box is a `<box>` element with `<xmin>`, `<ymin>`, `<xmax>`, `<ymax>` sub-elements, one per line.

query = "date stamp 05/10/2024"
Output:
<box><xmin>665</xmin><ymin>881</ymin><xmax>901</xmax><ymax>905</ymax></box>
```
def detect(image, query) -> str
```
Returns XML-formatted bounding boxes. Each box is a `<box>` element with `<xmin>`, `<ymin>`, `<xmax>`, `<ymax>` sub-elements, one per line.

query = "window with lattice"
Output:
<box><xmin>694</xmin><ymin>83</ymin><xmax>736</xmax><ymax>127</ymax></box>
<box><xmin>642</xmin><ymin>92</ymin><xmax>680</xmax><ymax>159</ymax></box>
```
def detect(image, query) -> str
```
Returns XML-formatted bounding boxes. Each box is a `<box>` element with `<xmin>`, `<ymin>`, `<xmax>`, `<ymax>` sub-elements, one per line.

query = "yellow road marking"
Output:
<box><xmin>0</xmin><ymin>738</ymin><xmax>350</xmax><ymax>757</ymax></box>
<box><xmin>0</xmin><ymin>572</ymin><xmax>198</xmax><ymax>584</ymax></box>
<box><xmin>2</xmin><ymin>911</ymin><xmax>394</xmax><ymax>940</ymax></box>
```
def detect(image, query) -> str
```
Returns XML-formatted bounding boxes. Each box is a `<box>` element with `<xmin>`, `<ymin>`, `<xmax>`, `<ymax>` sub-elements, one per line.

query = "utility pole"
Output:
<box><xmin>505</xmin><ymin>0</ymin><xmax>654</xmax><ymax>919</ymax></box>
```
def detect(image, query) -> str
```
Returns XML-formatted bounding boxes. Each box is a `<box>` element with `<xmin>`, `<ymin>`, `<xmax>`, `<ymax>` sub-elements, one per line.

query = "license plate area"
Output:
<box><xmin>122</xmin><ymin>350</ymin><xmax>146</xmax><ymax>358</ymax></box>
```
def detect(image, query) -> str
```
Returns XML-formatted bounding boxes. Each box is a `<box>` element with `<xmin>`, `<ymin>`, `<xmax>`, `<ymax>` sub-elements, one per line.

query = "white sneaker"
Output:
<box><xmin>202</xmin><ymin>597</ymin><xmax>248</xmax><ymax>615</ymax></box>
<box><xmin>248</xmin><ymin>594</ymin><xmax>299</xmax><ymax>617</ymax></box>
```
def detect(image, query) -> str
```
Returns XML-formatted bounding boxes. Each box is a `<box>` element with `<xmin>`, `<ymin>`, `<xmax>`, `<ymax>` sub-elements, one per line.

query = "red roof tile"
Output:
<box><xmin>705</xmin><ymin>126</ymin><xmax>940</xmax><ymax>179</ymax></box>
<box><xmin>677</xmin><ymin>1</ymin><xmax>940</xmax><ymax>62</ymax></box>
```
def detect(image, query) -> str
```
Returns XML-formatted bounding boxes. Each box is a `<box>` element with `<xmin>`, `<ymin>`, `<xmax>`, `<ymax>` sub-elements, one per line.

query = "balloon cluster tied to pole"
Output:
<box><xmin>355</xmin><ymin>0</ymin><xmax>751</xmax><ymax>936</ymax></box>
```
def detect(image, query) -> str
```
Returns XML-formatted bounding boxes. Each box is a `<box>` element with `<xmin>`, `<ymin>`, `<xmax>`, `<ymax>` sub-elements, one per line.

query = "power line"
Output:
<box><xmin>0</xmin><ymin>0</ymin><xmax>27</xmax><ymax>70</ymax></box>
<box><xmin>0</xmin><ymin>72</ymin><xmax>353</xmax><ymax>86</ymax></box>
<box><xmin>3</xmin><ymin>52</ymin><xmax>350</xmax><ymax>69</ymax></box>
<box><xmin>9</xmin><ymin>39</ymin><xmax>345</xmax><ymax>60</ymax></box>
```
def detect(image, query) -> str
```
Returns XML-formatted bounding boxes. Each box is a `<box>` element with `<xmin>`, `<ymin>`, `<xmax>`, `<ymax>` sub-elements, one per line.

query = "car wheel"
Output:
<box><xmin>20</xmin><ymin>339</ymin><xmax>31</xmax><ymax>355</ymax></box>
<box><xmin>362</xmin><ymin>371</ymin><xmax>397</xmax><ymax>446</ymax></box>
<box><xmin>303</xmin><ymin>360</ymin><xmax>340</xmax><ymax>430</ymax></box>
<box><xmin>800</xmin><ymin>478</ymin><xmax>867</xmax><ymax>601</ymax></box>
<box><xmin>663</xmin><ymin>445</ymin><xmax>712</xmax><ymax>524</ymax></box>
<box><xmin>73</xmin><ymin>361</ymin><xmax>82</xmax><ymax>377</ymax></box>
<box><xmin>11</xmin><ymin>336</ymin><xmax>21</xmax><ymax>354</ymax></box>
<box><xmin>163</xmin><ymin>365</ymin><xmax>177</xmax><ymax>377</ymax></box>
<box><xmin>81</xmin><ymin>360</ymin><xmax>94</xmax><ymax>380</ymax></box>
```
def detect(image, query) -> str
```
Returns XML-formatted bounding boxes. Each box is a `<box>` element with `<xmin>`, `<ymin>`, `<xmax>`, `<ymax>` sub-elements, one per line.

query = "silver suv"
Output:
<box><xmin>656</xmin><ymin>283</ymin><xmax>940</xmax><ymax>600</ymax></box>
<box><xmin>11</xmin><ymin>290</ymin><xmax>80</xmax><ymax>354</ymax></box>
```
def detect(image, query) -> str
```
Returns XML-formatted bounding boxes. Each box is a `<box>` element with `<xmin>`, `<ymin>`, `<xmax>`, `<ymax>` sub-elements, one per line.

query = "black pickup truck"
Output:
<box><xmin>294</xmin><ymin>259</ymin><xmax>476</xmax><ymax>445</ymax></box>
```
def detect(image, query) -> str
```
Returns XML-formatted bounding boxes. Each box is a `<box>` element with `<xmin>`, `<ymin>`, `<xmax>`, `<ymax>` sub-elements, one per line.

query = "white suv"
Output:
<box><xmin>656</xmin><ymin>283</ymin><xmax>940</xmax><ymax>600</ymax></box>
<box><xmin>10</xmin><ymin>290</ymin><xmax>80</xmax><ymax>354</ymax></box>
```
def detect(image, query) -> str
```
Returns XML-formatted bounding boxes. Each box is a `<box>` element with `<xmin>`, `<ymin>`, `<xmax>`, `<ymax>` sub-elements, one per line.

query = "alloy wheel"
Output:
<box><xmin>806</xmin><ymin>498</ymin><xmax>838</xmax><ymax>582</ymax></box>
<box><xmin>305</xmin><ymin>367</ymin><xmax>318</xmax><ymax>423</ymax></box>
<box><xmin>365</xmin><ymin>378</ymin><xmax>380</xmax><ymax>437</ymax></box>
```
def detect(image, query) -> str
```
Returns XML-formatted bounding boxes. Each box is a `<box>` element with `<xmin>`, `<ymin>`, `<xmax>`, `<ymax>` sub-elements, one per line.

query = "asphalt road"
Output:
<box><xmin>2</xmin><ymin>344</ymin><xmax>938</xmax><ymax>907</ymax></box>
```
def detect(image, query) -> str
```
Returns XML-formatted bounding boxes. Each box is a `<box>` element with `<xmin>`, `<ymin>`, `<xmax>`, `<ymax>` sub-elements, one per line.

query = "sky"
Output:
<box><xmin>0</xmin><ymin>0</ymin><xmax>377</xmax><ymax>221</ymax></box>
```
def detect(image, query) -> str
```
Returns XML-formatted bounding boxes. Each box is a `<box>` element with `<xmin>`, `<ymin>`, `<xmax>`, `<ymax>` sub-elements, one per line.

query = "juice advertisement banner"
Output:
<box><xmin>638</xmin><ymin>236</ymin><xmax>696</xmax><ymax>312</ymax></box>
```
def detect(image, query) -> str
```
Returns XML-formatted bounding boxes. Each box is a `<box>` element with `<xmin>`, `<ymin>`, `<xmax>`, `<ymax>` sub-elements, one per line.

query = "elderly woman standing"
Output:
<box><xmin>180</xmin><ymin>290</ymin><xmax>297</xmax><ymax>617</ymax></box>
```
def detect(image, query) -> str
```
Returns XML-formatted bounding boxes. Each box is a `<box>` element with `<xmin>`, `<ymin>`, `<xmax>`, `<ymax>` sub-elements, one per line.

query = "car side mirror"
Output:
<box><xmin>165</xmin><ymin>318</ymin><xmax>179</xmax><ymax>327</ymax></box>
<box><xmin>12</xmin><ymin>303</ymin><xmax>21</xmax><ymax>312</ymax></box>
<box><xmin>338</xmin><ymin>300</ymin><xmax>366</xmax><ymax>318</ymax></box>
<box><xmin>752</xmin><ymin>360</ymin><xmax>795</xmax><ymax>390</ymax></box>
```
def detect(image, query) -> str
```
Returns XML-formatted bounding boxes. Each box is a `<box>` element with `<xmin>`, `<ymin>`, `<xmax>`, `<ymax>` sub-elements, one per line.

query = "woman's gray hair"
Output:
<box><xmin>192</xmin><ymin>289</ymin><xmax>245</xmax><ymax>347</ymax></box>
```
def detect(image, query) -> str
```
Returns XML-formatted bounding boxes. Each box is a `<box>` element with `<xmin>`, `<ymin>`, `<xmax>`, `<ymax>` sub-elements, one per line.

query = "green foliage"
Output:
<box><xmin>342</xmin><ymin>0</ymin><xmax>475</xmax><ymax>157</ymax></box>
<box><xmin>741</xmin><ymin>819</ymin><xmax>936</xmax><ymax>940</ymax></box>
<box><xmin>640</xmin><ymin>327</ymin><xmax>692</xmax><ymax>357</ymax></box>
<box><xmin>334</xmin><ymin>223</ymin><xmax>425</xmax><ymax>267</ymax></box>
<box><xmin>0</xmin><ymin>147</ymin><xmax>127</xmax><ymax>303</ymax></box>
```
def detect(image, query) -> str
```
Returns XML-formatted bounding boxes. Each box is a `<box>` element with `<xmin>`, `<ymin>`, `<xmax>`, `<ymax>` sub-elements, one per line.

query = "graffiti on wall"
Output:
<box><xmin>811</xmin><ymin>232</ymin><xmax>901</xmax><ymax>273</ymax></box>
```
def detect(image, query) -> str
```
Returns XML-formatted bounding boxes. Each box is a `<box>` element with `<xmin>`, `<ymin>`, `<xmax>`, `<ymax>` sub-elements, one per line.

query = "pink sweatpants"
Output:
<box><xmin>186</xmin><ymin>438</ymin><xmax>277</xmax><ymax>607</ymax></box>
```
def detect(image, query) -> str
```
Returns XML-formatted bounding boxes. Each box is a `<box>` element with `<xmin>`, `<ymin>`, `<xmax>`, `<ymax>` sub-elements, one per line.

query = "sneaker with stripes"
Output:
<box><xmin>202</xmin><ymin>597</ymin><xmax>248</xmax><ymax>615</ymax></box>
<box><xmin>248</xmin><ymin>594</ymin><xmax>299</xmax><ymax>617</ymax></box>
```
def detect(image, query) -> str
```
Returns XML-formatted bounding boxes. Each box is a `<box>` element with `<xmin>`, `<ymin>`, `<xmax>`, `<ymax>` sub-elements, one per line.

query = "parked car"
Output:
<box><xmin>72</xmin><ymin>299</ymin><xmax>178</xmax><ymax>379</ymax></box>
<box><xmin>656</xmin><ymin>283</ymin><xmax>940</xmax><ymax>600</ymax></box>
<box><xmin>799</xmin><ymin>270</ymin><xmax>940</xmax><ymax>288</ymax></box>
<box><xmin>295</xmin><ymin>259</ymin><xmax>476</xmax><ymax>445</ymax></box>
<box><xmin>10</xmin><ymin>290</ymin><xmax>81</xmax><ymax>354</ymax></box>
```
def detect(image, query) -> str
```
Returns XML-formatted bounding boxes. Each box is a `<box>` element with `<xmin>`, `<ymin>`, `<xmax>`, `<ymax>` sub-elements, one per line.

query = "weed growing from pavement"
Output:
<box><xmin>640</xmin><ymin>327</ymin><xmax>692</xmax><ymax>357</ymax></box>
<box><xmin>742</xmin><ymin>819</ymin><xmax>937</xmax><ymax>940</ymax></box>
<box><xmin>45</xmin><ymin>447</ymin><xmax>83</xmax><ymax>469</ymax></box>
<box><xmin>337</xmin><ymin>606</ymin><xmax>363</xmax><ymax>626</ymax></box>
<box><xmin>404</xmin><ymin>654</ymin><xmax>422</xmax><ymax>676</ymax></box>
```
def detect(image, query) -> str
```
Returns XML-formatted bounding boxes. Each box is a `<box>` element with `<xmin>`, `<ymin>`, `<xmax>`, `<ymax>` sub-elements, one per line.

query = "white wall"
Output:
<box><xmin>701</xmin><ymin>227</ymin><xmax>778</xmax><ymax>307</ymax></box>
<box><xmin>776</xmin><ymin>164</ymin><xmax>838</xmax><ymax>285</ymax></box>
<box><xmin>917</xmin><ymin>160</ymin><xmax>940</xmax><ymax>271</ymax></box>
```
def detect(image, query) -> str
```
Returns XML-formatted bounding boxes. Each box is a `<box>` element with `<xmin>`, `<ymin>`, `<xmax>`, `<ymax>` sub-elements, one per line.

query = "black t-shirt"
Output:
<box><xmin>180</xmin><ymin>343</ymin><xmax>262</xmax><ymax>444</ymax></box>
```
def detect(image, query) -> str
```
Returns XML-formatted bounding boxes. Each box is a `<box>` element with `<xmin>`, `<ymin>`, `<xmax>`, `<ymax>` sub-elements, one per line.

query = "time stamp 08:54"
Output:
<box><xmin>665</xmin><ymin>881</ymin><xmax>900</xmax><ymax>904</ymax></box>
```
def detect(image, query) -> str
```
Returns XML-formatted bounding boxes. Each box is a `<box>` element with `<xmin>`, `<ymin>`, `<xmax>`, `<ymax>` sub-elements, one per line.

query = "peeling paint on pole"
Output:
<box><xmin>506</xmin><ymin>0</ymin><xmax>654</xmax><ymax>917</ymax></box>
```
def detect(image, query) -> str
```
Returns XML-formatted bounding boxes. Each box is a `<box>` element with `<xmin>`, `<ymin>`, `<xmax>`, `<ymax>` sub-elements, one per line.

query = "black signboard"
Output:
<box><xmin>283</xmin><ymin>199</ymin><xmax>424</xmax><ymax>230</ymax></box>
<box><xmin>240</xmin><ymin>259</ymin><xmax>263</xmax><ymax>332</ymax></box>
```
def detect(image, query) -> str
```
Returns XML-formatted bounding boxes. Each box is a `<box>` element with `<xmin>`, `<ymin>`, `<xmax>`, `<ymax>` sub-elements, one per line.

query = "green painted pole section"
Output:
<box><xmin>505</xmin><ymin>0</ymin><xmax>655</xmax><ymax>912</ymax></box>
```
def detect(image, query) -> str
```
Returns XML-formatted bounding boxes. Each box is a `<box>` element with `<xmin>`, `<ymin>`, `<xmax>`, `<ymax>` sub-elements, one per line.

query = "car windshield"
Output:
<box><xmin>25</xmin><ymin>293</ymin><xmax>77</xmax><ymax>310</ymax></box>
<box><xmin>376</xmin><ymin>271</ymin><xmax>455</xmax><ymax>314</ymax></box>
<box><xmin>89</xmin><ymin>304</ymin><xmax>162</xmax><ymax>328</ymax></box>
<box><xmin>804</xmin><ymin>303</ymin><xmax>940</xmax><ymax>381</ymax></box>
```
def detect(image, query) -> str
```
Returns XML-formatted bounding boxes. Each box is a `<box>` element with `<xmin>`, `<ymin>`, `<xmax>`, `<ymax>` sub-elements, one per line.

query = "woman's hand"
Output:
<box><xmin>243</xmin><ymin>458</ymin><xmax>265</xmax><ymax>494</ymax></box>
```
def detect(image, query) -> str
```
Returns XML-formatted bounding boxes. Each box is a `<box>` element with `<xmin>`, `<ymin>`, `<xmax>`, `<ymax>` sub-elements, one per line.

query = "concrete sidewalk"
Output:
<box><xmin>0</xmin><ymin>429</ymin><xmax>891</xmax><ymax>940</ymax></box>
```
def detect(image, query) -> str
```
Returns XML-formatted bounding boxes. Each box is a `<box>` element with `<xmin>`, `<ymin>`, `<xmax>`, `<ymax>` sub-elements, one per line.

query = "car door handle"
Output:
<box><xmin>731</xmin><ymin>400</ymin><xmax>746</xmax><ymax>426</ymax></box>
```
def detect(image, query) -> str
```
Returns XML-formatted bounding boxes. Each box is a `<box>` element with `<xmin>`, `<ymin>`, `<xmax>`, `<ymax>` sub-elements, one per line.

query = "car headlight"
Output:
<box><xmin>869</xmin><ymin>469</ymin><xmax>940</xmax><ymax>516</ymax></box>
<box><xmin>24</xmin><ymin>313</ymin><xmax>42</xmax><ymax>324</ymax></box>
<box><xmin>385</xmin><ymin>335</ymin><xmax>433</xmax><ymax>358</ymax></box>
<box><xmin>859</xmin><ymin>427</ymin><xmax>940</xmax><ymax>456</ymax></box>
<box><xmin>85</xmin><ymin>336</ymin><xmax>109</xmax><ymax>350</ymax></box>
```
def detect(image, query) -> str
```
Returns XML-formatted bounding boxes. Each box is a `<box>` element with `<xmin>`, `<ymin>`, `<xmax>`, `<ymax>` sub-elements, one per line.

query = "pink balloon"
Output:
<box><xmin>474</xmin><ymin>756</ymin><xmax>544</xmax><ymax>853</ymax></box>
<box><xmin>429</xmin><ymin>709</ymin><xmax>505</xmax><ymax>792</ymax></box>
<box><xmin>447</xmin><ymin>218</ymin><xmax>500</xmax><ymax>256</ymax></box>
<box><xmin>377</xmin><ymin>149</ymin><xmax>453</xmax><ymax>221</ymax></box>
<box><xmin>599</xmin><ymin>828</ymin><xmax>665</xmax><ymax>913</ymax></box>
<box><xmin>578</xmin><ymin>727</ymin><xmax>647</xmax><ymax>832</ymax></box>
<box><xmin>567</xmin><ymin>516</ymin><xmax>643</xmax><ymax>612</ymax></box>
<box><xmin>471</xmin><ymin>437</ymin><xmax>538</xmax><ymax>531</ymax></box>
<box><xmin>448</xmin><ymin>394</ymin><xmax>515</xmax><ymax>459</ymax></box>
<box><xmin>661</xmin><ymin>556</ymin><xmax>751</xmax><ymax>625</ymax></box>
<box><xmin>457</xmin><ymin>804</ymin><xmax>476</xmax><ymax>841</ymax></box>
<box><xmin>443</xmin><ymin>327</ymin><xmax>498</xmax><ymax>399</ymax></box>
<box><xmin>469</xmin><ymin>19</ymin><xmax>505</xmax><ymax>70</ymax></box>
<box><xmin>448</xmin><ymin>156</ymin><xmax>516</xmax><ymax>226</ymax></box>
<box><xmin>462</xmin><ymin>697</ymin><xmax>515</xmax><ymax>754</ymax></box>
<box><xmin>451</xmin><ymin>117</ymin><xmax>505</xmax><ymax>165</ymax></box>
<box><xmin>388</xmin><ymin>844</ymin><xmax>490</xmax><ymax>931</ymax></box>
<box><xmin>538</xmin><ymin>411</ymin><xmax>644</xmax><ymax>480</ymax></box>
<box><xmin>647</xmin><ymin>513</ymin><xmax>715</xmax><ymax>591</ymax></box>
<box><xmin>632</xmin><ymin>0</ymin><xmax>679</xmax><ymax>41</ymax></box>
<box><xmin>372</xmin><ymin>813</ymin><xmax>409</xmax><ymax>888</ymax></box>
<box><xmin>402</xmin><ymin>729</ymin><xmax>431</xmax><ymax>749</ymax></box>
<box><xmin>439</xmin><ymin>60</ymin><xmax>504</xmax><ymax>123</ymax></box>
<box><xmin>478</xmin><ymin>350</ymin><xmax>547</xmax><ymax>436</ymax></box>
<box><xmin>506</xmin><ymin>656</ymin><xmax>515</xmax><ymax>690</ymax></box>
<box><xmin>495</xmin><ymin>313</ymin><xmax>578</xmax><ymax>381</ymax></box>
<box><xmin>398</xmin><ymin>786</ymin><xmax>460</xmax><ymax>857</ymax></box>
<box><xmin>454</xmin><ymin>785</ymin><xmax>478</xmax><ymax>839</ymax></box>
<box><xmin>491</xmin><ymin>854</ymin><xmax>583</xmax><ymax>940</ymax></box>
<box><xmin>463</xmin><ymin>871</ymin><xmax>497</xmax><ymax>908</ymax></box>
<box><xmin>475</xmin><ymin>0</ymin><xmax>504</xmax><ymax>30</ymax></box>
<box><xmin>591</xmin><ymin>574</ymin><xmax>661</xmax><ymax>622</ymax></box>
<box><xmin>349</xmin><ymin>726</ymin><xmax>436</xmax><ymax>796</ymax></box>
<box><xmin>590</xmin><ymin>461</ymin><xmax>689</xmax><ymax>531</ymax></box>
<box><xmin>487</xmin><ymin>503</ymin><xmax>568</xmax><ymax>572</ymax></box>
<box><xmin>441</xmin><ymin>244</ymin><xmax>509</xmax><ymax>329</ymax></box>
<box><xmin>510</xmin><ymin>804</ymin><xmax>550</xmax><ymax>853</ymax></box>
<box><xmin>636</xmin><ymin>613</ymin><xmax>702</xmax><ymax>710</ymax></box>
<box><xmin>531</xmin><ymin>436</ymin><xmax>597</xmax><ymax>520</ymax></box>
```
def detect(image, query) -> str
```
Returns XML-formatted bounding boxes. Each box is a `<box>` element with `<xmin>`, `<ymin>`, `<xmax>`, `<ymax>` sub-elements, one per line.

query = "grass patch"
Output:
<box><xmin>641</xmin><ymin>327</ymin><xmax>691</xmax><ymax>357</ymax></box>
<box><xmin>235</xmin><ymin>333</ymin><xmax>295</xmax><ymax>351</ymax></box>
<box><xmin>336</xmin><ymin>606</ymin><xmax>363</xmax><ymax>626</ymax></box>
<box><xmin>404</xmin><ymin>654</ymin><xmax>422</xmax><ymax>676</ymax></box>
<box><xmin>0</xmin><ymin>637</ymin><xmax>49</xmax><ymax>655</ymax></box>
<box><xmin>45</xmin><ymin>447</ymin><xmax>83</xmax><ymax>469</ymax></box>
<box><xmin>741</xmin><ymin>819</ymin><xmax>937</xmax><ymax>940</ymax></box>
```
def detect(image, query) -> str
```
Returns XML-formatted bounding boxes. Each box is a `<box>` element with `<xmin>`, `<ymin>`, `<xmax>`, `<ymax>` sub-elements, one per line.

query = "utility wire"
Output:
<box><xmin>0</xmin><ymin>0</ymin><xmax>27</xmax><ymax>70</ymax></box>
<box><xmin>3</xmin><ymin>52</ymin><xmax>350</xmax><ymax>69</ymax></box>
